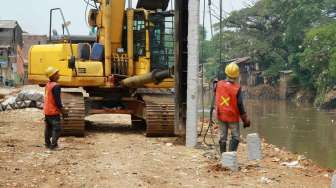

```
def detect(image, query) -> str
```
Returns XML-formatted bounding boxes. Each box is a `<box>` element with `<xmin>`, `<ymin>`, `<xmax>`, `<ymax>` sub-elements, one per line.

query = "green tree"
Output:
<box><xmin>200</xmin><ymin>0</ymin><xmax>336</xmax><ymax>106</ymax></box>
<box><xmin>299</xmin><ymin>22</ymin><xmax>336</xmax><ymax>105</ymax></box>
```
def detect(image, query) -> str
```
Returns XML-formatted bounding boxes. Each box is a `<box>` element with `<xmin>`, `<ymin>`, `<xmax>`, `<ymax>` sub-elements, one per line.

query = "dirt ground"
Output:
<box><xmin>0</xmin><ymin>108</ymin><xmax>332</xmax><ymax>188</ymax></box>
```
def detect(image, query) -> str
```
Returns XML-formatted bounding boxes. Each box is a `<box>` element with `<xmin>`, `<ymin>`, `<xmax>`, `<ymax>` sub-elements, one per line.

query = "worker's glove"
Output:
<box><xmin>241</xmin><ymin>113</ymin><xmax>251</xmax><ymax>128</ymax></box>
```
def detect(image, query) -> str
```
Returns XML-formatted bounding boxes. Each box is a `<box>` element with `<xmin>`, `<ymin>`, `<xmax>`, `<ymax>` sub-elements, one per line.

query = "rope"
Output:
<box><xmin>202</xmin><ymin>80</ymin><xmax>221</xmax><ymax>156</ymax></box>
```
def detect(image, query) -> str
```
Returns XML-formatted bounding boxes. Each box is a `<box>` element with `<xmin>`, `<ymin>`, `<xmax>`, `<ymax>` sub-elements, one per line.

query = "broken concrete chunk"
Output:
<box><xmin>260</xmin><ymin>176</ymin><xmax>272</xmax><ymax>184</ymax></box>
<box><xmin>281</xmin><ymin>161</ymin><xmax>301</xmax><ymax>168</ymax></box>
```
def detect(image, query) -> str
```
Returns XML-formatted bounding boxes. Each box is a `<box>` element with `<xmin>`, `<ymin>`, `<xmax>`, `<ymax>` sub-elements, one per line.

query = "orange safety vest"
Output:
<box><xmin>215</xmin><ymin>80</ymin><xmax>241</xmax><ymax>122</ymax></box>
<box><xmin>43</xmin><ymin>82</ymin><xmax>60</xmax><ymax>116</ymax></box>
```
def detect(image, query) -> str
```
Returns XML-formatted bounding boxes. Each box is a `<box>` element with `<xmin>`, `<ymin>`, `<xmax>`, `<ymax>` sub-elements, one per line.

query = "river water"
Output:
<box><xmin>243</xmin><ymin>99</ymin><xmax>336</xmax><ymax>168</ymax></box>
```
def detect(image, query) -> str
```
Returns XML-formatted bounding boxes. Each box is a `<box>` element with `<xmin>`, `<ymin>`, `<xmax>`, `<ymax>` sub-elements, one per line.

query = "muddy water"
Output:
<box><xmin>244</xmin><ymin>99</ymin><xmax>336</xmax><ymax>168</ymax></box>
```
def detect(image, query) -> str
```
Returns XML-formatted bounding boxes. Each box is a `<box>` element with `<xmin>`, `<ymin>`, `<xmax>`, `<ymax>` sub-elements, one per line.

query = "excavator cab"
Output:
<box><xmin>148</xmin><ymin>11</ymin><xmax>174</xmax><ymax>70</ymax></box>
<box><xmin>29</xmin><ymin>1</ymin><xmax>174</xmax><ymax>87</ymax></box>
<box><xmin>119</xmin><ymin>9</ymin><xmax>174</xmax><ymax>76</ymax></box>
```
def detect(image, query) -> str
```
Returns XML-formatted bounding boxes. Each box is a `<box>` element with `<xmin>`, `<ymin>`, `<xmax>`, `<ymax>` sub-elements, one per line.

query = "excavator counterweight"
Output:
<box><xmin>136</xmin><ymin>0</ymin><xmax>170</xmax><ymax>10</ymax></box>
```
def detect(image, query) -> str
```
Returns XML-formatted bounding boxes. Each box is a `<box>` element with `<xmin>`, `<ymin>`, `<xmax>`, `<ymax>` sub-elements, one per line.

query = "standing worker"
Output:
<box><xmin>213</xmin><ymin>62</ymin><xmax>251</xmax><ymax>154</ymax></box>
<box><xmin>44</xmin><ymin>67</ymin><xmax>67</xmax><ymax>149</ymax></box>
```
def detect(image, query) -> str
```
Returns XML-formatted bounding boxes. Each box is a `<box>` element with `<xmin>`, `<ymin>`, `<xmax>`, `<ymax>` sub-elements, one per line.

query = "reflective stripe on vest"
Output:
<box><xmin>215</xmin><ymin>80</ymin><xmax>240</xmax><ymax>122</ymax></box>
<box><xmin>43</xmin><ymin>82</ymin><xmax>60</xmax><ymax>116</ymax></box>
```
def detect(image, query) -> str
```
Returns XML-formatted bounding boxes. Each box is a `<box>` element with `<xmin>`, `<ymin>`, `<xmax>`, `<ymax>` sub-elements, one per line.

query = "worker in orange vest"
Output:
<box><xmin>214</xmin><ymin>62</ymin><xmax>251</xmax><ymax>154</ymax></box>
<box><xmin>44</xmin><ymin>67</ymin><xmax>68</xmax><ymax>149</ymax></box>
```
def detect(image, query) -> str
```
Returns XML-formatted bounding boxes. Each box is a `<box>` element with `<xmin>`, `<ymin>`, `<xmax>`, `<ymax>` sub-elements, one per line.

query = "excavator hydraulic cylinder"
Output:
<box><xmin>121</xmin><ymin>69</ymin><xmax>171</xmax><ymax>88</ymax></box>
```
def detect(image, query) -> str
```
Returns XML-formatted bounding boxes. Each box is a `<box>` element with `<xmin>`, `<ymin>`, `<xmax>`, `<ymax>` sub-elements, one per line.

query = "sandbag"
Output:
<box><xmin>24</xmin><ymin>100</ymin><xmax>33</xmax><ymax>108</ymax></box>
<box><xmin>30</xmin><ymin>92</ymin><xmax>44</xmax><ymax>102</ymax></box>
<box><xmin>16</xmin><ymin>101</ymin><xmax>25</xmax><ymax>109</ymax></box>
<box><xmin>29</xmin><ymin>101</ymin><xmax>37</xmax><ymax>108</ymax></box>
<box><xmin>36</xmin><ymin>102</ymin><xmax>44</xmax><ymax>109</ymax></box>
<box><xmin>3</xmin><ymin>104</ymin><xmax>12</xmax><ymax>111</ymax></box>
<box><xmin>16</xmin><ymin>92</ymin><xmax>26</xmax><ymax>102</ymax></box>
<box><xmin>2</xmin><ymin>97</ymin><xmax>17</xmax><ymax>110</ymax></box>
<box><xmin>0</xmin><ymin>90</ymin><xmax>45</xmax><ymax>112</ymax></box>
<box><xmin>18</xmin><ymin>90</ymin><xmax>44</xmax><ymax>102</ymax></box>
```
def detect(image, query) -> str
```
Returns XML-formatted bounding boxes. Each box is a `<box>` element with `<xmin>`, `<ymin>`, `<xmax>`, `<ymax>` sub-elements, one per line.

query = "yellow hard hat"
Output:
<box><xmin>45</xmin><ymin>66</ymin><xmax>59</xmax><ymax>78</ymax></box>
<box><xmin>225</xmin><ymin>62</ymin><xmax>239</xmax><ymax>78</ymax></box>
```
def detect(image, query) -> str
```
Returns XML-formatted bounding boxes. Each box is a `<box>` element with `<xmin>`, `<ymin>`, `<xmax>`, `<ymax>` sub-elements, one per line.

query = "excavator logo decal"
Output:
<box><xmin>220</xmin><ymin>96</ymin><xmax>230</xmax><ymax>106</ymax></box>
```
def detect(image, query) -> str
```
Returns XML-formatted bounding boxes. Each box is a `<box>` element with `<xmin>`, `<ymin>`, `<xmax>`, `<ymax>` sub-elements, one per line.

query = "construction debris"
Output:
<box><xmin>0</xmin><ymin>90</ymin><xmax>43</xmax><ymax>111</ymax></box>
<box><xmin>280</xmin><ymin>161</ymin><xmax>301</xmax><ymax>168</ymax></box>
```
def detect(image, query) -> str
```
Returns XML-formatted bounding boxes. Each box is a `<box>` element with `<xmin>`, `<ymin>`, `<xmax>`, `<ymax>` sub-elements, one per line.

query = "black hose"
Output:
<box><xmin>152</xmin><ymin>69</ymin><xmax>171</xmax><ymax>83</ymax></box>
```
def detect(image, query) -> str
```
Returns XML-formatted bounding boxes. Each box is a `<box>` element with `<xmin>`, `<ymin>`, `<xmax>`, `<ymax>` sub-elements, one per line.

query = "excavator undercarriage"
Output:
<box><xmin>60</xmin><ymin>88</ymin><xmax>175</xmax><ymax>137</ymax></box>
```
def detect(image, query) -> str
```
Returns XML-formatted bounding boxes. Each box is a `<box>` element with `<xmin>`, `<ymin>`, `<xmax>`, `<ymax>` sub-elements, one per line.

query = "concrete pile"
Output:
<box><xmin>220</xmin><ymin>133</ymin><xmax>263</xmax><ymax>171</ymax></box>
<box><xmin>0</xmin><ymin>90</ymin><xmax>44</xmax><ymax>111</ymax></box>
<box><xmin>331</xmin><ymin>174</ymin><xmax>336</xmax><ymax>188</ymax></box>
<box><xmin>221</xmin><ymin>152</ymin><xmax>238</xmax><ymax>171</ymax></box>
<box><xmin>247</xmin><ymin>133</ymin><xmax>262</xmax><ymax>160</ymax></box>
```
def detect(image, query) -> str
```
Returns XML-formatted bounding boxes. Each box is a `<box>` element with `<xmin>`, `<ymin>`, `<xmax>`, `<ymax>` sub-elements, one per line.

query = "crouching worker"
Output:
<box><xmin>44</xmin><ymin>67</ymin><xmax>68</xmax><ymax>149</ymax></box>
<box><xmin>215</xmin><ymin>62</ymin><xmax>251</xmax><ymax>154</ymax></box>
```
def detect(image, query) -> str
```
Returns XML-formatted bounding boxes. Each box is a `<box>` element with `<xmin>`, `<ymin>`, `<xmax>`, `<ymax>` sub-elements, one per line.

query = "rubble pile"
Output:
<box><xmin>0</xmin><ymin>90</ymin><xmax>44</xmax><ymax>111</ymax></box>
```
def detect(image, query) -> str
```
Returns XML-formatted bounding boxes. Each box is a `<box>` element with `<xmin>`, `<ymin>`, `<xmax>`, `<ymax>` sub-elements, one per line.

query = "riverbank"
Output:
<box><xmin>0</xmin><ymin>108</ymin><xmax>332</xmax><ymax>187</ymax></box>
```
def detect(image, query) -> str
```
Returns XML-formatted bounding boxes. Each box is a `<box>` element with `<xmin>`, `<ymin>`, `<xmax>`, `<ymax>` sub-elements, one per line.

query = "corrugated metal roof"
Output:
<box><xmin>0</xmin><ymin>45</ymin><xmax>10</xmax><ymax>49</ymax></box>
<box><xmin>279</xmin><ymin>70</ymin><xmax>293</xmax><ymax>74</ymax></box>
<box><xmin>0</xmin><ymin>20</ymin><xmax>18</xmax><ymax>29</ymax></box>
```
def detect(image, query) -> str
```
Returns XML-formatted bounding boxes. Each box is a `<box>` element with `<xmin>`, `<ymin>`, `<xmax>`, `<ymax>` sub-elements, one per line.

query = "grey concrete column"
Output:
<box><xmin>186</xmin><ymin>0</ymin><xmax>200</xmax><ymax>147</ymax></box>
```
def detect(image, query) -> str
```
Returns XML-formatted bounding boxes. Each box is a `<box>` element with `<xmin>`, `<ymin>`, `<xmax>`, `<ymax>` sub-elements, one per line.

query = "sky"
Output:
<box><xmin>0</xmin><ymin>0</ymin><xmax>254</xmax><ymax>36</ymax></box>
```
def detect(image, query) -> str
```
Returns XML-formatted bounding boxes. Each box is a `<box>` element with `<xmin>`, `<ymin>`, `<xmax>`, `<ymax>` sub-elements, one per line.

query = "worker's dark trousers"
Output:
<box><xmin>44</xmin><ymin>115</ymin><xmax>62</xmax><ymax>149</ymax></box>
<box><xmin>218</xmin><ymin>121</ymin><xmax>240</xmax><ymax>154</ymax></box>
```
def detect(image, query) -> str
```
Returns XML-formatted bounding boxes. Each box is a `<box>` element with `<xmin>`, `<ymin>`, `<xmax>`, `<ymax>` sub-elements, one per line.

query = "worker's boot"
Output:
<box><xmin>219</xmin><ymin>141</ymin><xmax>226</xmax><ymax>154</ymax></box>
<box><xmin>49</xmin><ymin>143</ymin><xmax>58</xmax><ymax>150</ymax></box>
<box><xmin>229</xmin><ymin>139</ymin><xmax>239</xmax><ymax>152</ymax></box>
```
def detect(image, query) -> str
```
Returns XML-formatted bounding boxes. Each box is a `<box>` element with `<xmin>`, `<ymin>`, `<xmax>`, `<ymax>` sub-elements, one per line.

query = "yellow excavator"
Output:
<box><xmin>28</xmin><ymin>0</ymin><xmax>176</xmax><ymax>136</ymax></box>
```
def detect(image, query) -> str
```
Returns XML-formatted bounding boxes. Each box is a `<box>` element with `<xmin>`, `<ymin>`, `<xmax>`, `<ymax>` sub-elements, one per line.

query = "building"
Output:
<box><xmin>0</xmin><ymin>20</ymin><xmax>23</xmax><ymax>86</ymax></box>
<box><xmin>22</xmin><ymin>34</ymin><xmax>47</xmax><ymax>63</ymax></box>
<box><xmin>22</xmin><ymin>34</ymin><xmax>47</xmax><ymax>83</ymax></box>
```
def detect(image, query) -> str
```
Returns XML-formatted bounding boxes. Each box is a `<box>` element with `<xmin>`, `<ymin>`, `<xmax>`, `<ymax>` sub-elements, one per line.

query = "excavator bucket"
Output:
<box><xmin>136</xmin><ymin>0</ymin><xmax>170</xmax><ymax>10</ymax></box>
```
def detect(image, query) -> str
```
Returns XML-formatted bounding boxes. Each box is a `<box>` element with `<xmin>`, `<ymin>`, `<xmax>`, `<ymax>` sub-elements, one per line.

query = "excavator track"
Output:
<box><xmin>61</xmin><ymin>92</ymin><xmax>85</xmax><ymax>136</ymax></box>
<box><xmin>140</xmin><ymin>90</ymin><xmax>175</xmax><ymax>136</ymax></box>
